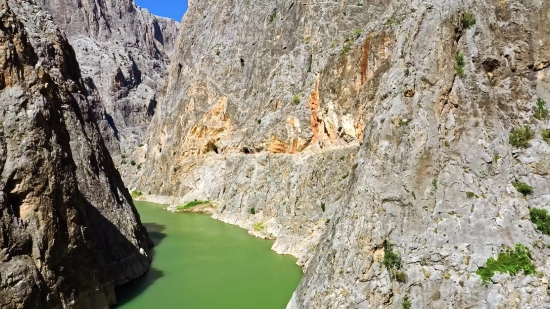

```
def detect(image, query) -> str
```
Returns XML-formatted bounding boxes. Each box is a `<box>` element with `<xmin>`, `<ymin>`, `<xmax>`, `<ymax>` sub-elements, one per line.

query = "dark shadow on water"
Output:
<box><xmin>114</xmin><ymin>267</ymin><xmax>165</xmax><ymax>307</ymax></box>
<box><xmin>114</xmin><ymin>222</ymin><xmax>167</xmax><ymax>307</ymax></box>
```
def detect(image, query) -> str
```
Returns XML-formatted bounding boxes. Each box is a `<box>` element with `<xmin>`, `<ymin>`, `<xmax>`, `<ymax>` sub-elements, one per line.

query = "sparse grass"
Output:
<box><xmin>534</xmin><ymin>98</ymin><xmax>548</xmax><ymax>120</ymax></box>
<box><xmin>292</xmin><ymin>96</ymin><xmax>301</xmax><ymax>105</ymax></box>
<box><xmin>432</xmin><ymin>179</ymin><xmax>438</xmax><ymax>190</ymax></box>
<box><xmin>513</xmin><ymin>181</ymin><xmax>533</xmax><ymax>196</ymax></box>
<box><xmin>530</xmin><ymin>208</ymin><xmax>550</xmax><ymax>235</ymax></box>
<box><xmin>130</xmin><ymin>190</ymin><xmax>142</xmax><ymax>198</ymax></box>
<box><xmin>353</xmin><ymin>29</ymin><xmax>362</xmax><ymax>39</ymax></box>
<box><xmin>509</xmin><ymin>125</ymin><xmax>534</xmax><ymax>148</ymax></box>
<box><xmin>399</xmin><ymin>119</ymin><xmax>409</xmax><ymax>126</ymax></box>
<box><xmin>542</xmin><ymin>129</ymin><xmax>550</xmax><ymax>141</ymax></box>
<box><xmin>395</xmin><ymin>271</ymin><xmax>407</xmax><ymax>283</ymax></box>
<box><xmin>402</xmin><ymin>296</ymin><xmax>412</xmax><ymax>309</ymax></box>
<box><xmin>455</xmin><ymin>52</ymin><xmax>465</xmax><ymax>77</ymax></box>
<box><xmin>253</xmin><ymin>221</ymin><xmax>265</xmax><ymax>231</ymax></box>
<box><xmin>462</xmin><ymin>12</ymin><xmax>476</xmax><ymax>29</ymax></box>
<box><xmin>494</xmin><ymin>154</ymin><xmax>501</xmax><ymax>163</ymax></box>
<box><xmin>176</xmin><ymin>200</ymin><xmax>210</xmax><ymax>211</ymax></box>
<box><xmin>476</xmin><ymin>244</ymin><xmax>536</xmax><ymax>283</ymax></box>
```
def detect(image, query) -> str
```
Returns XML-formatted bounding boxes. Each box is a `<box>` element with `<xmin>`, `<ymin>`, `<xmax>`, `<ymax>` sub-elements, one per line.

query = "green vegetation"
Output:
<box><xmin>321</xmin><ymin>202</ymin><xmax>326</xmax><ymax>212</ymax></box>
<box><xmin>432</xmin><ymin>179</ymin><xmax>438</xmax><ymax>190</ymax></box>
<box><xmin>356</xmin><ymin>3</ymin><xmax>363</xmax><ymax>7</ymax></box>
<box><xmin>509</xmin><ymin>125</ymin><xmax>534</xmax><ymax>148</ymax></box>
<box><xmin>534</xmin><ymin>98</ymin><xmax>548</xmax><ymax>120</ymax></box>
<box><xmin>455</xmin><ymin>52</ymin><xmax>465</xmax><ymax>77</ymax></box>
<box><xmin>292</xmin><ymin>96</ymin><xmax>301</xmax><ymax>105</ymax></box>
<box><xmin>353</xmin><ymin>29</ymin><xmax>362</xmax><ymax>39</ymax></box>
<box><xmin>462</xmin><ymin>12</ymin><xmax>476</xmax><ymax>29</ymax></box>
<box><xmin>399</xmin><ymin>119</ymin><xmax>409</xmax><ymax>127</ymax></box>
<box><xmin>130</xmin><ymin>160</ymin><xmax>136</xmax><ymax>166</ymax></box>
<box><xmin>130</xmin><ymin>190</ymin><xmax>142</xmax><ymax>198</ymax></box>
<box><xmin>493</xmin><ymin>154</ymin><xmax>501</xmax><ymax>163</ymax></box>
<box><xmin>269</xmin><ymin>12</ymin><xmax>277</xmax><ymax>23</ymax></box>
<box><xmin>402</xmin><ymin>296</ymin><xmax>412</xmax><ymax>309</ymax></box>
<box><xmin>253</xmin><ymin>221</ymin><xmax>265</xmax><ymax>231</ymax></box>
<box><xmin>530</xmin><ymin>208</ymin><xmax>550</xmax><ymax>235</ymax></box>
<box><xmin>176</xmin><ymin>200</ymin><xmax>210</xmax><ymax>211</ymax></box>
<box><xmin>383</xmin><ymin>242</ymin><xmax>402</xmax><ymax>271</ymax></box>
<box><xmin>466</xmin><ymin>191</ymin><xmax>478</xmax><ymax>198</ymax></box>
<box><xmin>476</xmin><ymin>244</ymin><xmax>536</xmax><ymax>283</ymax></box>
<box><xmin>395</xmin><ymin>271</ymin><xmax>407</xmax><ymax>283</ymax></box>
<box><xmin>513</xmin><ymin>181</ymin><xmax>533</xmax><ymax>196</ymax></box>
<box><xmin>542</xmin><ymin>128</ymin><xmax>550</xmax><ymax>141</ymax></box>
<box><xmin>250</xmin><ymin>207</ymin><xmax>256</xmax><ymax>215</ymax></box>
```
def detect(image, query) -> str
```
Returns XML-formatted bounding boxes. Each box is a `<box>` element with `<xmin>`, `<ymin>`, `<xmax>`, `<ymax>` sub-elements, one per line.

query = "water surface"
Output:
<box><xmin>116</xmin><ymin>201</ymin><xmax>302</xmax><ymax>309</ymax></box>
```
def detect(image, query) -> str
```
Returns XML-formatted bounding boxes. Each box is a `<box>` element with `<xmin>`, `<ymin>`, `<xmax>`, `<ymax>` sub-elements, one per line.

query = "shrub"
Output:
<box><xmin>530</xmin><ymin>208</ymin><xmax>550</xmax><ymax>235</ymax></box>
<box><xmin>542</xmin><ymin>129</ymin><xmax>550</xmax><ymax>141</ymax></box>
<box><xmin>253</xmin><ymin>221</ymin><xmax>265</xmax><ymax>231</ymax></box>
<box><xmin>292</xmin><ymin>96</ymin><xmax>301</xmax><ymax>105</ymax></box>
<box><xmin>395</xmin><ymin>271</ymin><xmax>407</xmax><ymax>283</ymax></box>
<box><xmin>130</xmin><ymin>160</ymin><xmax>136</xmax><ymax>166</ymax></box>
<box><xmin>513</xmin><ymin>181</ymin><xmax>533</xmax><ymax>196</ymax></box>
<box><xmin>476</xmin><ymin>244</ymin><xmax>536</xmax><ymax>283</ymax></box>
<box><xmin>130</xmin><ymin>190</ymin><xmax>142</xmax><ymax>198</ymax></box>
<box><xmin>383</xmin><ymin>242</ymin><xmax>402</xmax><ymax>271</ymax></box>
<box><xmin>455</xmin><ymin>52</ymin><xmax>465</xmax><ymax>77</ymax></box>
<box><xmin>534</xmin><ymin>98</ymin><xmax>548</xmax><ymax>120</ymax></box>
<box><xmin>402</xmin><ymin>296</ymin><xmax>412</xmax><ymax>309</ymax></box>
<box><xmin>462</xmin><ymin>12</ymin><xmax>476</xmax><ymax>29</ymax></box>
<box><xmin>321</xmin><ymin>202</ymin><xmax>326</xmax><ymax>212</ymax></box>
<box><xmin>466</xmin><ymin>191</ymin><xmax>478</xmax><ymax>198</ymax></box>
<box><xmin>509</xmin><ymin>125</ymin><xmax>534</xmax><ymax>148</ymax></box>
<box><xmin>250</xmin><ymin>207</ymin><xmax>256</xmax><ymax>214</ymax></box>
<box><xmin>176</xmin><ymin>200</ymin><xmax>210</xmax><ymax>211</ymax></box>
<box><xmin>269</xmin><ymin>12</ymin><xmax>277</xmax><ymax>23</ymax></box>
<box><xmin>432</xmin><ymin>179</ymin><xmax>438</xmax><ymax>189</ymax></box>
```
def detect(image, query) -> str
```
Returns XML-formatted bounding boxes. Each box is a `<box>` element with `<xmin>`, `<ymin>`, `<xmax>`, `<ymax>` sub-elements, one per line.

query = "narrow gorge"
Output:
<box><xmin>3</xmin><ymin>0</ymin><xmax>550</xmax><ymax>308</ymax></box>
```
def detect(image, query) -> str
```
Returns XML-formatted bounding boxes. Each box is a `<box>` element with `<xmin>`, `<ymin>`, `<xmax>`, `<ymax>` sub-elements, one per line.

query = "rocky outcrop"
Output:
<box><xmin>0</xmin><ymin>0</ymin><xmax>151</xmax><ymax>308</ymax></box>
<box><xmin>127</xmin><ymin>0</ymin><xmax>550</xmax><ymax>308</ymax></box>
<box><xmin>36</xmin><ymin>0</ymin><xmax>178</xmax><ymax>156</ymax></box>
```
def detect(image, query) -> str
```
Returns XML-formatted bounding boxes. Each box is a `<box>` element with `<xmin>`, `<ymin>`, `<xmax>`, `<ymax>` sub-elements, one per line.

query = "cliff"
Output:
<box><xmin>0</xmin><ymin>0</ymin><xmax>152</xmax><ymax>308</ymax></box>
<box><xmin>127</xmin><ymin>0</ymin><xmax>550</xmax><ymax>308</ymax></box>
<box><xmin>37</xmin><ymin>0</ymin><xmax>178</xmax><ymax>156</ymax></box>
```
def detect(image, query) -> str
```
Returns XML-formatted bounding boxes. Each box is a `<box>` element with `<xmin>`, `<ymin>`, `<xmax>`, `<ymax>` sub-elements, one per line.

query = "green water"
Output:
<box><xmin>116</xmin><ymin>201</ymin><xmax>302</xmax><ymax>309</ymax></box>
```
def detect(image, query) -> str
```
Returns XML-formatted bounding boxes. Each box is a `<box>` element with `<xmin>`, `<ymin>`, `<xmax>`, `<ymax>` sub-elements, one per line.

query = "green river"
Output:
<box><xmin>115</xmin><ymin>201</ymin><xmax>302</xmax><ymax>309</ymax></box>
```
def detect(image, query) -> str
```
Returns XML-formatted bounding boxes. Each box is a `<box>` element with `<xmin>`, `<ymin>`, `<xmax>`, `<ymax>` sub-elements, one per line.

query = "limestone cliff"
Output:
<box><xmin>129</xmin><ymin>0</ymin><xmax>550</xmax><ymax>307</ymax></box>
<box><xmin>37</xmin><ymin>0</ymin><xmax>178</xmax><ymax>156</ymax></box>
<box><xmin>0</xmin><ymin>0</ymin><xmax>151</xmax><ymax>308</ymax></box>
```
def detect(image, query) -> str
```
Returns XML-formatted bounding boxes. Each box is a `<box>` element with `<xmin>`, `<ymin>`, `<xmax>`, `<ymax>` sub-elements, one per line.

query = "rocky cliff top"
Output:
<box><xmin>38</xmin><ymin>0</ymin><xmax>179</xmax><ymax>157</ymax></box>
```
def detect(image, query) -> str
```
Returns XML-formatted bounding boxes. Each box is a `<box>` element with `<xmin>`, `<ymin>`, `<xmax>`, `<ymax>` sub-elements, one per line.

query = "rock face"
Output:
<box><xmin>36</xmin><ymin>0</ymin><xmax>178</xmax><ymax>156</ymax></box>
<box><xmin>0</xmin><ymin>0</ymin><xmax>151</xmax><ymax>308</ymax></box>
<box><xmin>128</xmin><ymin>0</ymin><xmax>550</xmax><ymax>308</ymax></box>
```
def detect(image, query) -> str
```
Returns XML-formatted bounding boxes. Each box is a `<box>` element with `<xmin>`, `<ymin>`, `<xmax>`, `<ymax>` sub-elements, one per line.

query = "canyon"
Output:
<box><xmin>3</xmin><ymin>0</ymin><xmax>550</xmax><ymax>308</ymax></box>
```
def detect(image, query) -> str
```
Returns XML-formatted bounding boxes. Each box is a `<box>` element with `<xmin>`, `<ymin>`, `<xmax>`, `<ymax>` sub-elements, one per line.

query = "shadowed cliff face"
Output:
<box><xmin>126</xmin><ymin>0</ymin><xmax>550</xmax><ymax>308</ymax></box>
<box><xmin>36</xmin><ymin>0</ymin><xmax>179</xmax><ymax>157</ymax></box>
<box><xmin>0</xmin><ymin>0</ymin><xmax>151</xmax><ymax>308</ymax></box>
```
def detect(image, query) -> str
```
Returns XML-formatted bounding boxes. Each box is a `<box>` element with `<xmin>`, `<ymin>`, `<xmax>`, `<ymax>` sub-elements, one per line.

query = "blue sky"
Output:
<box><xmin>135</xmin><ymin>0</ymin><xmax>188</xmax><ymax>21</ymax></box>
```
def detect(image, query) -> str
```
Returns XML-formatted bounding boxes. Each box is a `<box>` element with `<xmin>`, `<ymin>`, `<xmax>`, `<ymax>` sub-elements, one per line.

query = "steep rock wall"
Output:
<box><xmin>129</xmin><ymin>0</ymin><xmax>550</xmax><ymax>307</ymax></box>
<box><xmin>0</xmin><ymin>0</ymin><xmax>151</xmax><ymax>308</ymax></box>
<box><xmin>37</xmin><ymin>0</ymin><xmax>178</xmax><ymax>156</ymax></box>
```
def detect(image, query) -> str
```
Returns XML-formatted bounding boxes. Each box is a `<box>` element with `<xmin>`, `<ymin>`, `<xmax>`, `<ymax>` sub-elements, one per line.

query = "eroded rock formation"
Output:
<box><xmin>37</xmin><ymin>0</ymin><xmax>178</xmax><ymax>156</ymax></box>
<box><xmin>127</xmin><ymin>0</ymin><xmax>550</xmax><ymax>308</ymax></box>
<box><xmin>0</xmin><ymin>0</ymin><xmax>151</xmax><ymax>307</ymax></box>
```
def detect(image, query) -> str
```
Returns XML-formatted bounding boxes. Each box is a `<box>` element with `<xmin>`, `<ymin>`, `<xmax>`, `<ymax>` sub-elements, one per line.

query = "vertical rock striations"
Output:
<box><xmin>0</xmin><ymin>0</ymin><xmax>151</xmax><ymax>308</ymax></box>
<box><xmin>129</xmin><ymin>0</ymin><xmax>550</xmax><ymax>307</ymax></box>
<box><xmin>36</xmin><ymin>0</ymin><xmax>178</xmax><ymax>156</ymax></box>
